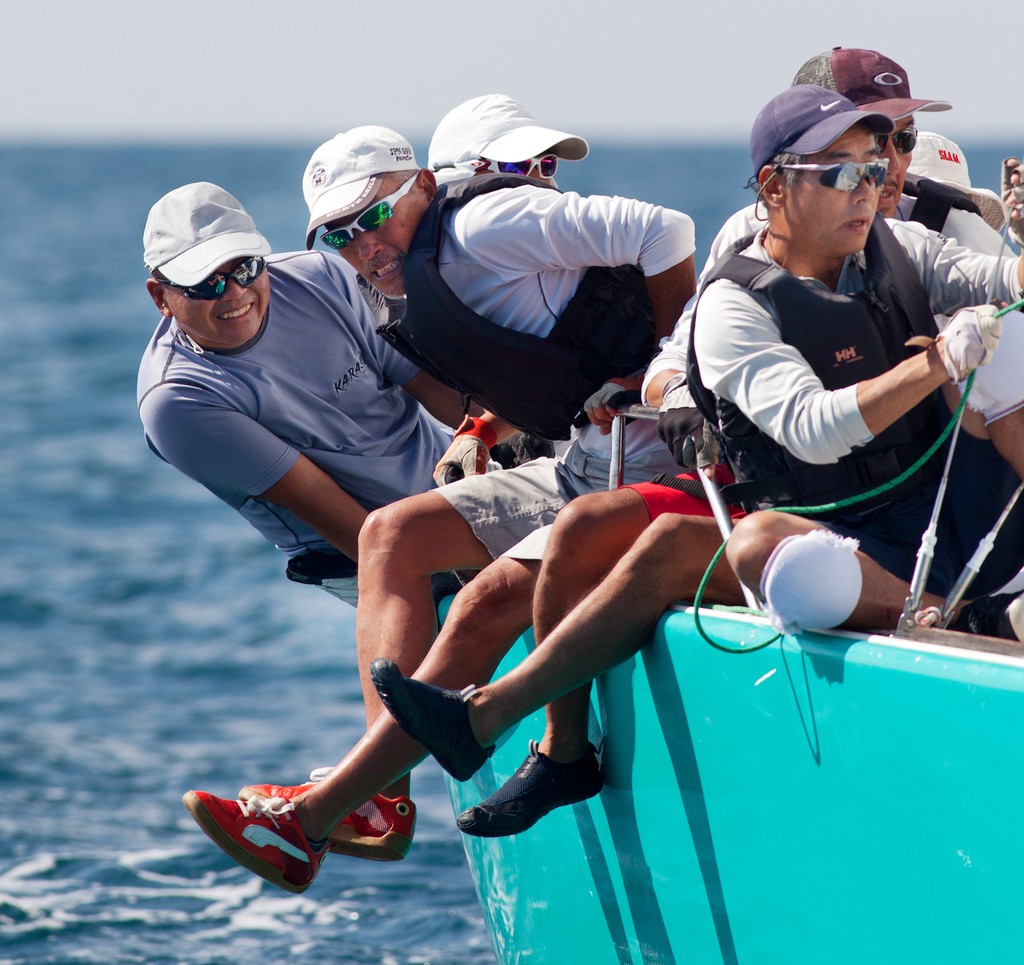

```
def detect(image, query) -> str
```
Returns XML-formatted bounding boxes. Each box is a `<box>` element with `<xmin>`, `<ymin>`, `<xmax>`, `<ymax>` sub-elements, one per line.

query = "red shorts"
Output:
<box><xmin>624</xmin><ymin>465</ymin><xmax>747</xmax><ymax>522</ymax></box>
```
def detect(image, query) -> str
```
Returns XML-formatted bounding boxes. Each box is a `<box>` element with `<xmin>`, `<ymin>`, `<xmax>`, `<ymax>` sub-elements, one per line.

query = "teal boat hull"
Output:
<box><xmin>444</xmin><ymin>606</ymin><xmax>1024</xmax><ymax>964</ymax></box>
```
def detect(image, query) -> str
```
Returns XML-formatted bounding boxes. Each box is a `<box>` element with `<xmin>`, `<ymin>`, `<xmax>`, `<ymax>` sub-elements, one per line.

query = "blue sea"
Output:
<box><xmin>0</xmin><ymin>140</ymin><xmax>1015</xmax><ymax>965</ymax></box>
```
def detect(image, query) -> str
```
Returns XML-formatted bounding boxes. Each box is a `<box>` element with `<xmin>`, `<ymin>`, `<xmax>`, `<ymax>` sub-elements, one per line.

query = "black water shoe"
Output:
<box><xmin>457</xmin><ymin>740</ymin><xmax>602</xmax><ymax>837</ymax></box>
<box><xmin>369</xmin><ymin>658</ymin><xmax>493</xmax><ymax>781</ymax></box>
<box><xmin>951</xmin><ymin>591</ymin><xmax>1024</xmax><ymax>641</ymax></box>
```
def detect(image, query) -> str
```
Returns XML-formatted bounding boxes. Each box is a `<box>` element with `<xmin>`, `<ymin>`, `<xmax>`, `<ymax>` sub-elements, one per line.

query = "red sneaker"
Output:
<box><xmin>183</xmin><ymin>790</ymin><xmax>326</xmax><ymax>894</ymax></box>
<box><xmin>239</xmin><ymin>780</ymin><xmax>416</xmax><ymax>862</ymax></box>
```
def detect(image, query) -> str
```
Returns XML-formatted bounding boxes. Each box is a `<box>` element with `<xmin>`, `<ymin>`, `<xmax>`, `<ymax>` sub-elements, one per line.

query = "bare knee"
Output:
<box><xmin>359</xmin><ymin>493</ymin><xmax>484</xmax><ymax>575</ymax></box>
<box><xmin>547</xmin><ymin>490</ymin><xmax>649</xmax><ymax>570</ymax></box>
<box><xmin>446</xmin><ymin>559</ymin><xmax>536</xmax><ymax>627</ymax></box>
<box><xmin>726</xmin><ymin>512</ymin><xmax>808</xmax><ymax>585</ymax></box>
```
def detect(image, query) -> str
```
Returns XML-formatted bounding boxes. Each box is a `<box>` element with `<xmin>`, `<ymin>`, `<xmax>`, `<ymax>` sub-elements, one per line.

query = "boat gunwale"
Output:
<box><xmin>666</xmin><ymin>601</ymin><xmax>1024</xmax><ymax>664</ymax></box>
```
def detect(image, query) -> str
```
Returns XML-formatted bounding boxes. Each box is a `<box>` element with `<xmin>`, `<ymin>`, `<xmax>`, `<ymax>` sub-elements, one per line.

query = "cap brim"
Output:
<box><xmin>857</xmin><ymin>97</ymin><xmax>953</xmax><ymax>120</ymax></box>
<box><xmin>787</xmin><ymin>110</ymin><xmax>893</xmax><ymax>158</ymax></box>
<box><xmin>158</xmin><ymin>231</ymin><xmax>271</xmax><ymax>285</ymax></box>
<box><xmin>304</xmin><ymin>175</ymin><xmax>383</xmax><ymax>249</ymax></box>
<box><xmin>482</xmin><ymin>125</ymin><xmax>589</xmax><ymax>162</ymax></box>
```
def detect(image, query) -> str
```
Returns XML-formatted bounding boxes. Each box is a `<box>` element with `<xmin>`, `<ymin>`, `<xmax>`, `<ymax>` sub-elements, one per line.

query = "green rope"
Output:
<box><xmin>692</xmin><ymin>540</ymin><xmax>780</xmax><ymax>653</ymax></box>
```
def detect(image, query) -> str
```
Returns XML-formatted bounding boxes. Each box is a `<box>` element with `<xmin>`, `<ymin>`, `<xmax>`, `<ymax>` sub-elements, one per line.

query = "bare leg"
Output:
<box><xmin>294</xmin><ymin>556</ymin><xmax>538</xmax><ymax>839</ymax></box>
<box><xmin>354</xmin><ymin>492</ymin><xmax>494</xmax><ymax>797</ymax></box>
<box><xmin>530</xmin><ymin>489</ymin><xmax>656</xmax><ymax>762</ymax></box>
<box><xmin>986</xmin><ymin>408</ymin><xmax>1024</xmax><ymax>481</ymax></box>
<box><xmin>466</xmin><ymin>514</ymin><xmax>740</xmax><ymax>749</ymax></box>
<box><xmin>726</xmin><ymin>510</ymin><xmax>948</xmax><ymax>630</ymax></box>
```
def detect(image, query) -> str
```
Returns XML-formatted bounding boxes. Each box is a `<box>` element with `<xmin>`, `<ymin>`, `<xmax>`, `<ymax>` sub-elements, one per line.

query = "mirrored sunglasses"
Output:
<box><xmin>876</xmin><ymin>127</ymin><xmax>918</xmax><ymax>156</ymax></box>
<box><xmin>483</xmin><ymin>155</ymin><xmax>558</xmax><ymax>179</ymax></box>
<box><xmin>160</xmin><ymin>256</ymin><xmax>266</xmax><ymax>300</ymax></box>
<box><xmin>320</xmin><ymin>178</ymin><xmax>416</xmax><ymax>251</ymax></box>
<box><xmin>778</xmin><ymin>159</ymin><xmax>890</xmax><ymax>193</ymax></box>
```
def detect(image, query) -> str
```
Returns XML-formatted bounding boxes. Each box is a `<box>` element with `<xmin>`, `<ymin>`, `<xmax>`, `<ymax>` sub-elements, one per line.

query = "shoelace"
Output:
<box><xmin>241</xmin><ymin>795</ymin><xmax>295</xmax><ymax>828</ymax></box>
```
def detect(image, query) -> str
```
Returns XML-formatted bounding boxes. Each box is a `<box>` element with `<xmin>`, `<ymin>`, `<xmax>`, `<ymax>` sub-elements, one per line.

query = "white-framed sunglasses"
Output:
<box><xmin>776</xmin><ymin>159</ymin><xmax>890</xmax><ymax>193</ymax></box>
<box><xmin>320</xmin><ymin>177</ymin><xmax>416</xmax><ymax>250</ymax></box>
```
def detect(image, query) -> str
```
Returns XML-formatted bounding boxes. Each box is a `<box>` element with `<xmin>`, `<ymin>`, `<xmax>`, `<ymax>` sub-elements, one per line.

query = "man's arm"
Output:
<box><xmin>259</xmin><ymin>454</ymin><xmax>369</xmax><ymax>561</ymax></box>
<box><xmin>400</xmin><ymin>371</ymin><xmax>468</xmax><ymax>429</ymax></box>
<box><xmin>855</xmin><ymin>342</ymin><xmax>950</xmax><ymax>436</ymax></box>
<box><xmin>645</xmin><ymin>256</ymin><xmax>697</xmax><ymax>342</ymax></box>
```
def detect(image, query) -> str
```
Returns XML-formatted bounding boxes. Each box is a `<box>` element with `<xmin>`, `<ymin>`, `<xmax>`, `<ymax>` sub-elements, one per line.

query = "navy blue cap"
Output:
<box><xmin>750</xmin><ymin>84</ymin><xmax>894</xmax><ymax>173</ymax></box>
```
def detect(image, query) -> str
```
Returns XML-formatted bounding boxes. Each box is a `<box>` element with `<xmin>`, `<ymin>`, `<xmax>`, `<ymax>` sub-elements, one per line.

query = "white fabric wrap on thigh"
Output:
<box><xmin>759</xmin><ymin>529</ymin><xmax>862</xmax><ymax>634</ymax></box>
<box><xmin>957</xmin><ymin>314</ymin><xmax>1024</xmax><ymax>423</ymax></box>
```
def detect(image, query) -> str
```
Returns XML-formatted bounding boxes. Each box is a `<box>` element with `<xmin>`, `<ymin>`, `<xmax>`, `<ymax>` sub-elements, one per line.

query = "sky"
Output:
<box><xmin>2</xmin><ymin>0</ymin><xmax>1016</xmax><ymax>148</ymax></box>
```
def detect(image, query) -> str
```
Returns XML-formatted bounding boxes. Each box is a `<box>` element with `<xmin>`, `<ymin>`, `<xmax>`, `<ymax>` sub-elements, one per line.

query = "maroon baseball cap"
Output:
<box><xmin>792</xmin><ymin>48</ymin><xmax>951</xmax><ymax>119</ymax></box>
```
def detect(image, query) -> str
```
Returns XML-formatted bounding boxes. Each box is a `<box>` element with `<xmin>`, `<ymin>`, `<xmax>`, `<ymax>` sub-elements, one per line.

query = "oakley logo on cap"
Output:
<box><xmin>311</xmin><ymin>167</ymin><xmax>328</xmax><ymax>187</ymax></box>
<box><xmin>873</xmin><ymin>72</ymin><xmax>904</xmax><ymax>86</ymax></box>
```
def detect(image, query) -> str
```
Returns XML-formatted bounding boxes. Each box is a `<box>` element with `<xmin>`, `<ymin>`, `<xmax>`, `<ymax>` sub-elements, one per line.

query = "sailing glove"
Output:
<box><xmin>433</xmin><ymin>416</ymin><xmax>496</xmax><ymax>485</ymax></box>
<box><xmin>939</xmin><ymin>304</ymin><xmax>1002</xmax><ymax>382</ymax></box>
<box><xmin>657</xmin><ymin>381</ymin><xmax>718</xmax><ymax>469</ymax></box>
<box><xmin>1001</xmin><ymin>157</ymin><xmax>1024</xmax><ymax>247</ymax></box>
<box><xmin>583</xmin><ymin>376</ymin><xmax>643</xmax><ymax>434</ymax></box>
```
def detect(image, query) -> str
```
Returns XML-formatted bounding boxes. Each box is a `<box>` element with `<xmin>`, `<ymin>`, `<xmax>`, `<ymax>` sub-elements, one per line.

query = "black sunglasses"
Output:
<box><xmin>160</xmin><ymin>256</ymin><xmax>266</xmax><ymax>301</ymax></box>
<box><xmin>877</xmin><ymin>127</ymin><xmax>918</xmax><ymax>156</ymax></box>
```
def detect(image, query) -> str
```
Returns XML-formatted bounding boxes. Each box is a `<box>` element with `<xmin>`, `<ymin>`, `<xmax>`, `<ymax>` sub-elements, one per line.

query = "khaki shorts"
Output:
<box><xmin>437</xmin><ymin>444</ymin><xmax>672</xmax><ymax>560</ymax></box>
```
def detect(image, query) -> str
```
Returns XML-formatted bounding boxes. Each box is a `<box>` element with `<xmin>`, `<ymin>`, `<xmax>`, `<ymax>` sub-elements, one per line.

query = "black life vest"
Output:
<box><xmin>903</xmin><ymin>175</ymin><xmax>983</xmax><ymax>233</ymax></box>
<box><xmin>688</xmin><ymin>217</ymin><xmax>941</xmax><ymax>515</ymax></box>
<box><xmin>378</xmin><ymin>174</ymin><xmax>656</xmax><ymax>440</ymax></box>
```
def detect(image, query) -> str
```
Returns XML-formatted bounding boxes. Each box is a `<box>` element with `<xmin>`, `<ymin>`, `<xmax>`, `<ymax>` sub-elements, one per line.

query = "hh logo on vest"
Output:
<box><xmin>938</xmin><ymin>149</ymin><xmax>961</xmax><ymax>165</ymax></box>
<box><xmin>834</xmin><ymin>345</ymin><xmax>863</xmax><ymax>365</ymax></box>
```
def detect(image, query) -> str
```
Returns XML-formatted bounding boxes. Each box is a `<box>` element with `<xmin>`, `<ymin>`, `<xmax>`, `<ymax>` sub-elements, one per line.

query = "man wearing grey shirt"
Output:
<box><xmin>139</xmin><ymin>182</ymin><xmax>466</xmax><ymax>864</ymax></box>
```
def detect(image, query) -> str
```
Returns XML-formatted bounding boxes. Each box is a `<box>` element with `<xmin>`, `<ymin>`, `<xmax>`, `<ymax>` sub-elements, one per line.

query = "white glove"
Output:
<box><xmin>583</xmin><ymin>381</ymin><xmax>623</xmax><ymax>417</ymax></box>
<box><xmin>939</xmin><ymin>304</ymin><xmax>1002</xmax><ymax>381</ymax></box>
<box><xmin>1001</xmin><ymin>156</ymin><xmax>1024</xmax><ymax>248</ymax></box>
<box><xmin>433</xmin><ymin>435</ymin><xmax>489</xmax><ymax>486</ymax></box>
<box><xmin>582</xmin><ymin>376</ymin><xmax>641</xmax><ymax>434</ymax></box>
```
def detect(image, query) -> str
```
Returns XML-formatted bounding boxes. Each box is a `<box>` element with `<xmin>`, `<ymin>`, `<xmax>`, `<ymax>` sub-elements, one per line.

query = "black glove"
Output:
<box><xmin>657</xmin><ymin>403</ymin><xmax>708</xmax><ymax>467</ymax></box>
<box><xmin>657</xmin><ymin>380</ymin><xmax>719</xmax><ymax>468</ymax></box>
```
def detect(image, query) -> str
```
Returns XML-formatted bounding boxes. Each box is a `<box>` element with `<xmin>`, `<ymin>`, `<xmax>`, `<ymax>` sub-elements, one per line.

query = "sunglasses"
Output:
<box><xmin>483</xmin><ymin>155</ymin><xmax>558</xmax><ymax>179</ymax></box>
<box><xmin>320</xmin><ymin>178</ymin><xmax>416</xmax><ymax>250</ymax></box>
<box><xmin>160</xmin><ymin>256</ymin><xmax>266</xmax><ymax>300</ymax></box>
<box><xmin>876</xmin><ymin>127</ymin><xmax>918</xmax><ymax>156</ymax></box>
<box><xmin>777</xmin><ymin>159</ymin><xmax>890</xmax><ymax>193</ymax></box>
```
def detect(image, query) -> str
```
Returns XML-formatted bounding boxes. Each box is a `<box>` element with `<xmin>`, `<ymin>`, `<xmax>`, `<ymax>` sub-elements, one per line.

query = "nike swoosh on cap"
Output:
<box><xmin>820</xmin><ymin>101</ymin><xmax>842</xmax><ymax>111</ymax></box>
<box><xmin>242</xmin><ymin>824</ymin><xmax>310</xmax><ymax>862</ymax></box>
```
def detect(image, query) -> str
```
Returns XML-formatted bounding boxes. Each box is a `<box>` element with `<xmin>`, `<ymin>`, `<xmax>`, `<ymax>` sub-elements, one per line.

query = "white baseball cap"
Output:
<box><xmin>908</xmin><ymin>131</ymin><xmax>1007</xmax><ymax>232</ymax></box>
<box><xmin>428</xmin><ymin>94</ymin><xmax>589</xmax><ymax>183</ymax></box>
<box><xmin>303</xmin><ymin>126</ymin><xmax>419</xmax><ymax>248</ymax></box>
<box><xmin>143</xmin><ymin>182</ymin><xmax>271</xmax><ymax>286</ymax></box>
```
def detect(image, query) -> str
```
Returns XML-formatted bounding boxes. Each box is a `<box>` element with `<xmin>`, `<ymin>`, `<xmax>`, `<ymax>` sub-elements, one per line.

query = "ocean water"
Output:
<box><xmin>0</xmin><ymin>140</ymin><xmax>1015</xmax><ymax>965</ymax></box>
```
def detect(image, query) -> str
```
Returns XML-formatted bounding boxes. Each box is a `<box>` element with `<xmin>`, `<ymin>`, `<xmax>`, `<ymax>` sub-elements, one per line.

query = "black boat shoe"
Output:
<box><xmin>457</xmin><ymin>740</ymin><xmax>602</xmax><ymax>838</ymax></box>
<box><xmin>369</xmin><ymin>659</ymin><xmax>493</xmax><ymax>781</ymax></box>
<box><xmin>951</xmin><ymin>591</ymin><xmax>1024</xmax><ymax>641</ymax></box>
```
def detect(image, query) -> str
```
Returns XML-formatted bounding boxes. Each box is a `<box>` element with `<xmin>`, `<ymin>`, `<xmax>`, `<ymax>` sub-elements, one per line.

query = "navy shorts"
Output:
<box><xmin>822</xmin><ymin>427</ymin><xmax>1024</xmax><ymax>598</ymax></box>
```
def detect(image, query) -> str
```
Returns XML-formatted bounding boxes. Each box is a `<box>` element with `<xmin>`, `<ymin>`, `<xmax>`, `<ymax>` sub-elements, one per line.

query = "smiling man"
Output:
<box><xmin>140</xmin><ymin>183</ymin><xmax>464</xmax><ymax>579</ymax></box>
<box><xmin>138</xmin><ymin>182</ymin><xmax>473</xmax><ymax>863</ymax></box>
